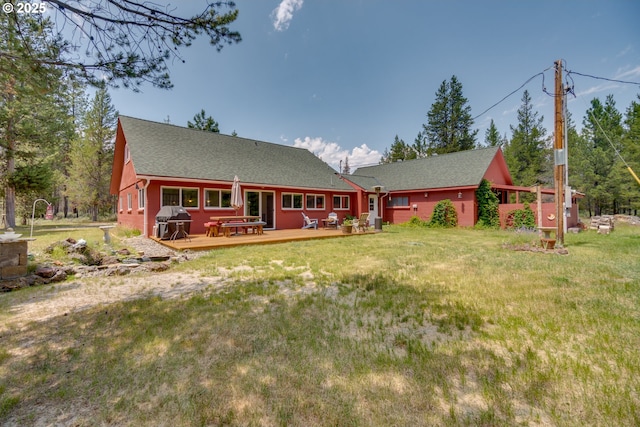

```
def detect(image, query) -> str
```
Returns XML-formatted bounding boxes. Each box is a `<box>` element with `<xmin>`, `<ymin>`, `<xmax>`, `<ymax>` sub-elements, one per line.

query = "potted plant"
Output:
<box><xmin>341</xmin><ymin>219</ymin><xmax>353</xmax><ymax>234</ymax></box>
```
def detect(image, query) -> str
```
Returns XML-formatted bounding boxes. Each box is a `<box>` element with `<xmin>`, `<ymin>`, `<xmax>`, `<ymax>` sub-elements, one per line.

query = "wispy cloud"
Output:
<box><xmin>293</xmin><ymin>137</ymin><xmax>381</xmax><ymax>171</ymax></box>
<box><xmin>271</xmin><ymin>0</ymin><xmax>303</xmax><ymax>32</ymax></box>
<box><xmin>615</xmin><ymin>65</ymin><xmax>640</xmax><ymax>80</ymax></box>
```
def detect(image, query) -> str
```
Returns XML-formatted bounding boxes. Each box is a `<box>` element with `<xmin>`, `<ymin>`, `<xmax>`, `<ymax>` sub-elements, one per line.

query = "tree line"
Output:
<box><xmin>377</xmin><ymin>75</ymin><xmax>640</xmax><ymax>216</ymax></box>
<box><xmin>1</xmin><ymin>1</ymin><xmax>241</xmax><ymax>228</ymax></box>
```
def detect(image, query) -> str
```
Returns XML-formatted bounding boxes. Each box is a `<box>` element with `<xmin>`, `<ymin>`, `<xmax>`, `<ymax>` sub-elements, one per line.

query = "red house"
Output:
<box><xmin>345</xmin><ymin>147</ymin><xmax>581</xmax><ymax>229</ymax></box>
<box><xmin>111</xmin><ymin>116</ymin><xmax>580</xmax><ymax>235</ymax></box>
<box><xmin>110</xmin><ymin>116</ymin><xmax>356</xmax><ymax>237</ymax></box>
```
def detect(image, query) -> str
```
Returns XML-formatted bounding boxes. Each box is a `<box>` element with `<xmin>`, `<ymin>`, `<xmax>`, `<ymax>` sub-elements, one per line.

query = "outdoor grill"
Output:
<box><xmin>155</xmin><ymin>206</ymin><xmax>191</xmax><ymax>240</ymax></box>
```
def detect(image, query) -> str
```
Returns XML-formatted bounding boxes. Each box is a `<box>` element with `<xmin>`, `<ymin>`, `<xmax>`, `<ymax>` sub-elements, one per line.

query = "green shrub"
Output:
<box><xmin>403</xmin><ymin>215</ymin><xmax>428</xmax><ymax>227</ymax></box>
<box><xmin>475</xmin><ymin>179</ymin><xmax>500</xmax><ymax>228</ymax></box>
<box><xmin>507</xmin><ymin>204</ymin><xmax>536</xmax><ymax>229</ymax></box>
<box><xmin>429</xmin><ymin>199</ymin><xmax>458</xmax><ymax>227</ymax></box>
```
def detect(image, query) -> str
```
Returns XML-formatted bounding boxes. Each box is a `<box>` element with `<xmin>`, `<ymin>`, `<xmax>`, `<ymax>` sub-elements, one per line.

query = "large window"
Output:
<box><xmin>162</xmin><ymin>187</ymin><xmax>199</xmax><ymax>208</ymax></box>
<box><xmin>306</xmin><ymin>194</ymin><xmax>325</xmax><ymax>210</ymax></box>
<box><xmin>388</xmin><ymin>196</ymin><xmax>409</xmax><ymax>207</ymax></box>
<box><xmin>333</xmin><ymin>195</ymin><xmax>350</xmax><ymax>210</ymax></box>
<box><xmin>205</xmin><ymin>189</ymin><xmax>232</xmax><ymax>208</ymax></box>
<box><xmin>282</xmin><ymin>193</ymin><xmax>303</xmax><ymax>209</ymax></box>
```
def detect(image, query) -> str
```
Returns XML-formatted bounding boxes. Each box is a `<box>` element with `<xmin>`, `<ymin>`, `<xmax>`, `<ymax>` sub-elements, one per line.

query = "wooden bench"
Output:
<box><xmin>220</xmin><ymin>221</ymin><xmax>266</xmax><ymax>237</ymax></box>
<box><xmin>204</xmin><ymin>222</ymin><xmax>220</xmax><ymax>237</ymax></box>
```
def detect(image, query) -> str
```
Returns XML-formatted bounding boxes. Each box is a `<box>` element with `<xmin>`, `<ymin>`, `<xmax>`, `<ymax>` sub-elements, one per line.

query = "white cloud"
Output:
<box><xmin>615</xmin><ymin>65</ymin><xmax>640</xmax><ymax>80</ymax></box>
<box><xmin>293</xmin><ymin>137</ymin><xmax>382</xmax><ymax>171</ymax></box>
<box><xmin>271</xmin><ymin>0</ymin><xmax>303</xmax><ymax>32</ymax></box>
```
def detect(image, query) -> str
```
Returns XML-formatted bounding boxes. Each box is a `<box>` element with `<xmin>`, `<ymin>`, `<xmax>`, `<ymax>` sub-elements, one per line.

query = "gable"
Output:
<box><xmin>116</xmin><ymin>116</ymin><xmax>353</xmax><ymax>191</ymax></box>
<box><xmin>352</xmin><ymin>146</ymin><xmax>510</xmax><ymax>191</ymax></box>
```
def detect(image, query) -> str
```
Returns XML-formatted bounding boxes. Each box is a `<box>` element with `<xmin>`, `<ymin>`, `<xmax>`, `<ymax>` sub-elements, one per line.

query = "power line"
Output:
<box><xmin>472</xmin><ymin>70</ymin><xmax>549</xmax><ymax>120</ymax></box>
<box><xmin>566</xmin><ymin>70</ymin><xmax>640</xmax><ymax>88</ymax></box>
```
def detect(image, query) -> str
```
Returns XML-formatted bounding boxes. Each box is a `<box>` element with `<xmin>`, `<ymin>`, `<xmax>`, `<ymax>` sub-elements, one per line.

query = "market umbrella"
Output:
<box><xmin>231</xmin><ymin>175</ymin><xmax>243</xmax><ymax>215</ymax></box>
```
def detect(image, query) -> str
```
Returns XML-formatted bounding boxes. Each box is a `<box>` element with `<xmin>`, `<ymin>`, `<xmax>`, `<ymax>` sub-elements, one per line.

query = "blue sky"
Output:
<box><xmin>108</xmin><ymin>0</ymin><xmax>640</xmax><ymax>171</ymax></box>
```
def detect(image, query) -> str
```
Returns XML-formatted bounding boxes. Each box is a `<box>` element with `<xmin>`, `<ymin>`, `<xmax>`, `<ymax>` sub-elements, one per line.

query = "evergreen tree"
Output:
<box><xmin>4</xmin><ymin>1</ymin><xmax>241</xmax><ymax>90</ymax></box>
<box><xmin>342</xmin><ymin>156</ymin><xmax>351</xmax><ymax>175</ymax></box>
<box><xmin>484</xmin><ymin>119</ymin><xmax>502</xmax><ymax>147</ymax></box>
<box><xmin>423</xmin><ymin>75</ymin><xmax>478</xmax><ymax>155</ymax></box>
<box><xmin>619</xmin><ymin>95</ymin><xmax>640</xmax><ymax>214</ymax></box>
<box><xmin>581</xmin><ymin>95</ymin><xmax>624</xmax><ymax>215</ymax></box>
<box><xmin>66</xmin><ymin>89</ymin><xmax>118</xmax><ymax>221</ymax></box>
<box><xmin>412</xmin><ymin>131</ymin><xmax>428</xmax><ymax>158</ymax></box>
<box><xmin>188</xmin><ymin>109</ymin><xmax>220</xmax><ymax>133</ymax></box>
<box><xmin>380</xmin><ymin>135</ymin><xmax>415</xmax><ymax>163</ymax></box>
<box><xmin>0</xmin><ymin>13</ymin><xmax>72</xmax><ymax>228</ymax></box>
<box><xmin>503</xmin><ymin>90</ymin><xmax>550</xmax><ymax>191</ymax></box>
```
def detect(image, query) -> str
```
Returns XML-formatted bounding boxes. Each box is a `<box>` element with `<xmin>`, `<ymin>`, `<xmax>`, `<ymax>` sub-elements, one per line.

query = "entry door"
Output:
<box><xmin>368</xmin><ymin>194</ymin><xmax>378</xmax><ymax>225</ymax></box>
<box><xmin>246</xmin><ymin>191</ymin><xmax>275</xmax><ymax>229</ymax></box>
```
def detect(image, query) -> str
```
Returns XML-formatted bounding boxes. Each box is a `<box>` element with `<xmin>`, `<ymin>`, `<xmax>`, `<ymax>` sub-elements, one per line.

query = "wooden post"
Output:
<box><xmin>554</xmin><ymin>60</ymin><xmax>565</xmax><ymax>246</ymax></box>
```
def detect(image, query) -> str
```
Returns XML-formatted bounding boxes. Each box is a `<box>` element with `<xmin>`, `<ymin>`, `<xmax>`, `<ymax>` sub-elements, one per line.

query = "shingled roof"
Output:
<box><xmin>118</xmin><ymin>116</ymin><xmax>353</xmax><ymax>191</ymax></box>
<box><xmin>351</xmin><ymin>146</ymin><xmax>503</xmax><ymax>191</ymax></box>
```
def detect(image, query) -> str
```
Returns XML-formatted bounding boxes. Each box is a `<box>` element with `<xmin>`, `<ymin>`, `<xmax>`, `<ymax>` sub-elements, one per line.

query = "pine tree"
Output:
<box><xmin>67</xmin><ymin>89</ymin><xmax>118</xmax><ymax>221</ymax></box>
<box><xmin>620</xmin><ymin>96</ymin><xmax>640</xmax><ymax>214</ymax></box>
<box><xmin>581</xmin><ymin>95</ymin><xmax>624</xmax><ymax>215</ymax></box>
<box><xmin>380</xmin><ymin>135</ymin><xmax>415</xmax><ymax>163</ymax></box>
<box><xmin>503</xmin><ymin>90</ymin><xmax>549</xmax><ymax>191</ymax></box>
<box><xmin>423</xmin><ymin>76</ymin><xmax>478</xmax><ymax>155</ymax></box>
<box><xmin>484</xmin><ymin>119</ymin><xmax>502</xmax><ymax>147</ymax></box>
<box><xmin>1</xmin><ymin>13</ymin><xmax>72</xmax><ymax>228</ymax></box>
<box><xmin>188</xmin><ymin>109</ymin><xmax>220</xmax><ymax>133</ymax></box>
<box><xmin>342</xmin><ymin>156</ymin><xmax>351</xmax><ymax>175</ymax></box>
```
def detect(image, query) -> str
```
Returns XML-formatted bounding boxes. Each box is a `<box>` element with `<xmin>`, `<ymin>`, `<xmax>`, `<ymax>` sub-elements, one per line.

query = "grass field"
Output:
<box><xmin>1</xmin><ymin>223</ymin><xmax>638</xmax><ymax>426</ymax></box>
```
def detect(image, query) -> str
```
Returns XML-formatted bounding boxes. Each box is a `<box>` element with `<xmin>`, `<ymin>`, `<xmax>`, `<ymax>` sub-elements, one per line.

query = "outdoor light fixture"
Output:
<box><xmin>424</xmin><ymin>192</ymin><xmax>428</xmax><ymax>198</ymax></box>
<box><xmin>458</xmin><ymin>192</ymin><xmax>462</xmax><ymax>199</ymax></box>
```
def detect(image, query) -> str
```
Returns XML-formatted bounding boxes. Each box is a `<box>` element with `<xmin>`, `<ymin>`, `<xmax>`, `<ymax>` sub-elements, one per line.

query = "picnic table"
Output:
<box><xmin>209</xmin><ymin>216</ymin><xmax>264</xmax><ymax>237</ymax></box>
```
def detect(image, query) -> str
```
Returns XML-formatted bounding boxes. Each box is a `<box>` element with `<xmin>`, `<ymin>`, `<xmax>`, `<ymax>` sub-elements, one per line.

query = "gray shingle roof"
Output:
<box><xmin>119</xmin><ymin>116</ymin><xmax>353</xmax><ymax>191</ymax></box>
<box><xmin>351</xmin><ymin>146</ymin><xmax>502</xmax><ymax>191</ymax></box>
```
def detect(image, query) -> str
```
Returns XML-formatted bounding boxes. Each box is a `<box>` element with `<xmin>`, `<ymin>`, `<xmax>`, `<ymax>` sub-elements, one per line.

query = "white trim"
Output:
<box><xmin>203</xmin><ymin>188</ymin><xmax>234</xmax><ymax>209</ymax></box>
<box><xmin>160</xmin><ymin>185</ymin><xmax>200</xmax><ymax>209</ymax></box>
<box><xmin>332</xmin><ymin>194</ymin><xmax>350</xmax><ymax>210</ymax></box>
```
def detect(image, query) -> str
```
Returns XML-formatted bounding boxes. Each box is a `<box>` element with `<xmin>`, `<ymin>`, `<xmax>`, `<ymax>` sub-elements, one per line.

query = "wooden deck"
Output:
<box><xmin>153</xmin><ymin>228</ymin><xmax>373</xmax><ymax>251</ymax></box>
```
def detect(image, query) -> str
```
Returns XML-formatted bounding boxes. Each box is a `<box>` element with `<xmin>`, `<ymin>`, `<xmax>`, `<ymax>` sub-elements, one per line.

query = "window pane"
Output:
<box><xmin>221</xmin><ymin>190</ymin><xmax>231</xmax><ymax>208</ymax></box>
<box><xmin>316</xmin><ymin>196</ymin><xmax>324</xmax><ymax>209</ymax></box>
<box><xmin>343</xmin><ymin>196</ymin><xmax>349</xmax><ymax>209</ymax></box>
<box><xmin>205</xmin><ymin>190</ymin><xmax>219</xmax><ymax>207</ymax></box>
<box><xmin>162</xmin><ymin>188</ymin><xmax>179</xmax><ymax>206</ymax></box>
<box><xmin>293</xmin><ymin>194</ymin><xmax>302</xmax><ymax>209</ymax></box>
<box><xmin>306</xmin><ymin>195</ymin><xmax>315</xmax><ymax>209</ymax></box>
<box><xmin>182</xmin><ymin>188</ymin><xmax>198</xmax><ymax>207</ymax></box>
<box><xmin>333</xmin><ymin>196</ymin><xmax>341</xmax><ymax>209</ymax></box>
<box><xmin>282</xmin><ymin>194</ymin><xmax>292</xmax><ymax>208</ymax></box>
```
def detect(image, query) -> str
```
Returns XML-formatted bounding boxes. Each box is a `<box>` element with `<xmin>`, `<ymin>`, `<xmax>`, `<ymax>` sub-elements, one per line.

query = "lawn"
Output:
<box><xmin>1</xmin><ymin>223</ymin><xmax>638</xmax><ymax>426</ymax></box>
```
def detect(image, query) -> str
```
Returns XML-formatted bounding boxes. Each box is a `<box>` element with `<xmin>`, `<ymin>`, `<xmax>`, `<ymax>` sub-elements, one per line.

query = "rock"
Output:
<box><xmin>35</xmin><ymin>266</ymin><xmax>57</xmax><ymax>278</ymax></box>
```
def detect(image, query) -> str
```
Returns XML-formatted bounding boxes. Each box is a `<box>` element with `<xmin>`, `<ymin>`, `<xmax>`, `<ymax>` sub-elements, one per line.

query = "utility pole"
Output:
<box><xmin>554</xmin><ymin>60</ymin><xmax>565</xmax><ymax>246</ymax></box>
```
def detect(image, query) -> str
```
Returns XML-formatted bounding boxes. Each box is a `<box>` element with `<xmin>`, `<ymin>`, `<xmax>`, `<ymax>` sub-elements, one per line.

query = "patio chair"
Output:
<box><xmin>353</xmin><ymin>213</ymin><xmax>370</xmax><ymax>232</ymax></box>
<box><xmin>301</xmin><ymin>212</ymin><xmax>318</xmax><ymax>229</ymax></box>
<box><xmin>323</xmin><ymin>212</ymin><xmax>338</xmax><ymax>229</ymax></box>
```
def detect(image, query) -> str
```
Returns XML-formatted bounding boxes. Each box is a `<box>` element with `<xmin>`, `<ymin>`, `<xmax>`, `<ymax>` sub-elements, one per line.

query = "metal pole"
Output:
<box><xmin>554</xmin><ymin>60</ymin><xmax>565</xmax><ymax>246</ymax></box>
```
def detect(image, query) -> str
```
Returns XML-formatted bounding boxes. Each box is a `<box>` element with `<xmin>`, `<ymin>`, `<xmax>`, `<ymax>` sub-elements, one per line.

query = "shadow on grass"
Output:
<box><xmin>0</xmin><ymin>273</ymin><xmax>550</xmax><ymax>426</ymax></box>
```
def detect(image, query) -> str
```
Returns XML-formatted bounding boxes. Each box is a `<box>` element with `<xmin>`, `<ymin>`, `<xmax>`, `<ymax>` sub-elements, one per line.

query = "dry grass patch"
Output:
<box><xmin>1</xmin><ymin>224</ymin><xmax>639</xmax><ymax>425</ymax></box>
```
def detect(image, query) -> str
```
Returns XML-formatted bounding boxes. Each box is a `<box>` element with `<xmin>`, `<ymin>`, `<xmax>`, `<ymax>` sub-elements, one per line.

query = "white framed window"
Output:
<box><xmin>388</xmin><ymin>196</ymin><xmax>409</xmax><ymax>207</ymax></box>
<box><xmin>127</xmin><ymin>193</ymin><xmax>132</xmax><ymax>211</ymax></box>
<box><xmin>119</xmin><ymin>196</ymin><xmax>123</xmax><ymax>212</ymax></box>
<box><xmin>333</xmin><ymin>195</ymin><xmax>350</xmax><ymax>210</ymax></box>
<box><xmin>204</xmin><ymin>189</ymin><xmax>232</xmax><ymax>208</ymax></box>
<box><xmin>161</xmin><ymin>187</ymin><xmax>199</xmax><ymax>208</ymax></box>
<box><xmin>282</xmin><ymin>193</ymin><xmax>303</xmax><ymax>209</ymax></box>
<box><xmin>124</xmin><ymin>144</ymin><xmax>131</xmax><ymax>164</ymax></box>
<box><xmin>138</xmin><ymin>188</ymin><xmax>145</xmax><ymax>210</ymax></box>
<box><xmin>306</xmin><ymin>194</ymin><xmax>325</xmax><ymax>210</ymax></box>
